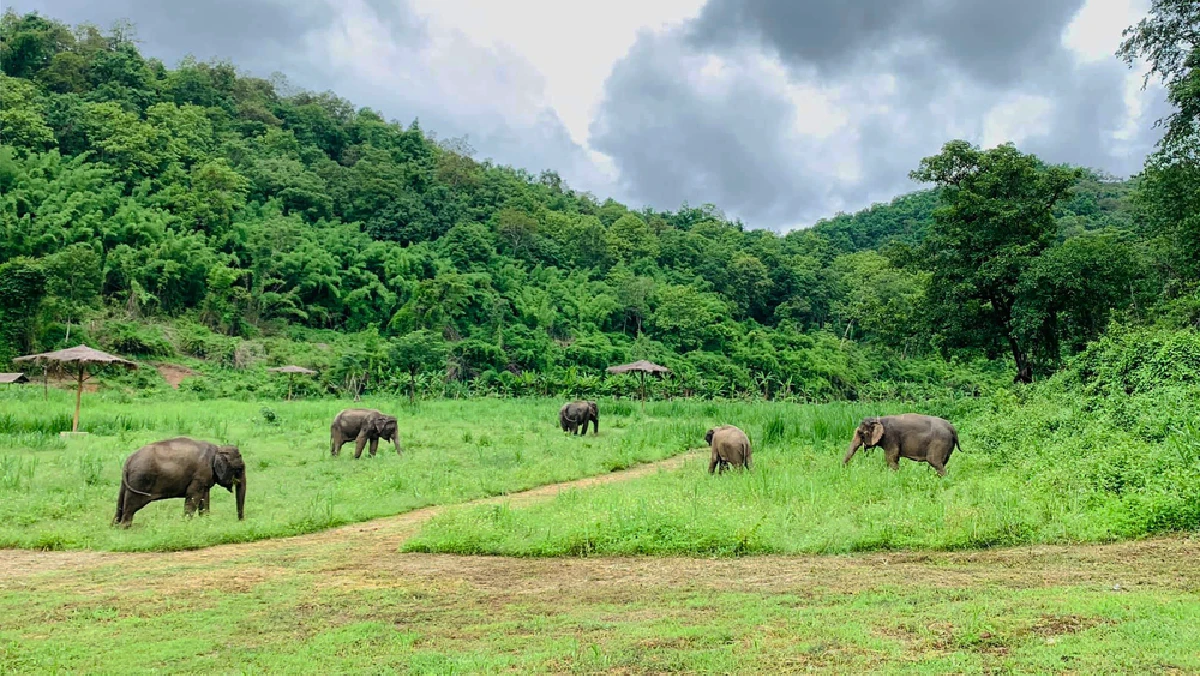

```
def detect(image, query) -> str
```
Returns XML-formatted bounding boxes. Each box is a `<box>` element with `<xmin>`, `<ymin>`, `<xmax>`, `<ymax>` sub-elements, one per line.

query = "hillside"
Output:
<box><xmin>0</xmin><ymin>11</ymin><xmax>1164</xmax><ymax>400</ymax></box>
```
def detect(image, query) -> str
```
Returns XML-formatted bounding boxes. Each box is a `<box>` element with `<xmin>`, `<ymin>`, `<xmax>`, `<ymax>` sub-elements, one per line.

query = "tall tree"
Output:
<box><xmin>911</xmin><ymin>141</ymin><xmax>1081</xmax><ymax>382</ymax></box>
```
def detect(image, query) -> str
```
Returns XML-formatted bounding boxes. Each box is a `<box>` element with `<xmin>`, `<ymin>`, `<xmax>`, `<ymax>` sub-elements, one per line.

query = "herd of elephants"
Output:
<box><xmin>111</xmin><ymin>401</ymin><xmax>962</xmax><ymax>527</ymax></box>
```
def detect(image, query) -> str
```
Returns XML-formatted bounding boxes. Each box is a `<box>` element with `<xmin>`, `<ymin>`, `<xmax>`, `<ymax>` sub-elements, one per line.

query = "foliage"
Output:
<box><xmin>0</xmin><ymin>10</ymin><xmax>1157</xmax><ymax>401</ymax></box>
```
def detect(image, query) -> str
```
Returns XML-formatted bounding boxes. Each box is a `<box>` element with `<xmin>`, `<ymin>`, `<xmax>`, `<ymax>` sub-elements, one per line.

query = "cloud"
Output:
<box><xmin>595</xmin><ymin>0</ymin><xmax>1167</xmax><ymax>229</ymax></box>
<box><xmin>8</xmin><ymin>0</ymin><xmax>611</xmax><ymax>196</ymax></box>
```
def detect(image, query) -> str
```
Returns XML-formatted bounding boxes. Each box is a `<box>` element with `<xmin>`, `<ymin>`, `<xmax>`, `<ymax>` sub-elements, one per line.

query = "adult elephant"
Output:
<box><xmin>843</xmin><ymin>414</ymin><xmax>961</xmax><ymax>476</ymax></box>
<box><xmin>559</xmin><ymin>401</ymin><xmax>599</xmax><ymax>435</ymax></box>
<box><xmin>330</xmin><ymin>408</ymin><xmax>400</xmax><ymax>458</ymax></box>
<box><xmin>707</xmin><ymin>425</ymin><xmax>752</xmax><ymax>474</ymax></box>
<box><xmin>113</xmin><ymin>437</ymin><xmax>246</xmax><ymax>527</ymax></box>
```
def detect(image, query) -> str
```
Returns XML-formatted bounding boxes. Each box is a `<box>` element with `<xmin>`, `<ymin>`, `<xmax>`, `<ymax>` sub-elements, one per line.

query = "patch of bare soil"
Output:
<box><xmin>153</xmin><ymin>363</ymin><xmax>198</xmax><ymax>389</ymax></box>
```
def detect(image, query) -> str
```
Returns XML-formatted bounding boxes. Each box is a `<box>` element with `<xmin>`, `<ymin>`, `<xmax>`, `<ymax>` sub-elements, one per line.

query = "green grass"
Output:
<box><xmin>0</xmin><ymin>389</ymin><xmax>692</xmax><ymax>551</ymax></box>
<box><xmin>405</xmin><ymin>387</ymin><xmax>1200</xmax><ymax>557</ymax></box>
<box><xmin>1</xmin><ymin>540</ymin><xmax>1198</xmax><ymax>673</ymax></box>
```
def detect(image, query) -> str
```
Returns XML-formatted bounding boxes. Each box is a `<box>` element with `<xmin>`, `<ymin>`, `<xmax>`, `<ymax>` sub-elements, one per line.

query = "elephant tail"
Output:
<box><xmin>954</xmin><ymin>432</ymin><xmax>963</xmax><ymax>453</ymax></box>
<box><xmin>121</xmin><ymin>476</ymin><xmax>154</xmax><ymax>497</ymax></box>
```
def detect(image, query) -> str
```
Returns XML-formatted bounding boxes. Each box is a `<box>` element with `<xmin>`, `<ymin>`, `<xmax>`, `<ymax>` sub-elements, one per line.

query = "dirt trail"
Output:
<box><xmin>2</xmin><ymin>450</ymin><xmax>1200</xmax><ymax>598</ymax></box>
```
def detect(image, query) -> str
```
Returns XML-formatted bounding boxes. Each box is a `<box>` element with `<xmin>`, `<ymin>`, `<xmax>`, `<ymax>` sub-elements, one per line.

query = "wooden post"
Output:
<box><xmin>42</xmin><ymin>364</ymin><xmax>48</xmax><ymax>401</ymax></box>
<box><xmin>640</xmin><ymin>372</ymin><xmax>646</xmax><ymax>413</ymax></box>
<box><xmin>72</xmin><ymin>365</ymin><xmax>84</xmax><ymax>433</ymax></box>
<box><xmin>287</xmin><ymin>375</ymin><xmax>294</xmax><ymax>401</ymax></box>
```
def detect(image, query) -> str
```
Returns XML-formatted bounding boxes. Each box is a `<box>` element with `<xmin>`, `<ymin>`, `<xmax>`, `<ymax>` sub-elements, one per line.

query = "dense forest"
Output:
<box><xmin>1</xmin><ymin>8</ymin><xmax>1198</xmax><ymax>401</ymax></box>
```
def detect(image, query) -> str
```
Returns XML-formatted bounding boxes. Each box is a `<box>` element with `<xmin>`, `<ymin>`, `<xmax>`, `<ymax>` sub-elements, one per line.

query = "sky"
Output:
<box><xmin>7</xmin><ymin>0</ymin><xmax>1172</xmax><ymax>230</ymax></box>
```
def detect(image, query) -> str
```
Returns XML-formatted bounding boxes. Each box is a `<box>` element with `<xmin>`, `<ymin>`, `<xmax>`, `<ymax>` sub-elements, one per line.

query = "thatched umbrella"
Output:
<box><xmin>606</xmin><ymin>360</ymin><xmax>671</xmax><ymax>412</ymax></box>
<box><xmin>14</xmin><ymin>345</ymin><xmax>137</xmax><ymax>433</ymax></box>
<box><xmin>0</xmin><ymin>373</ymin><xmax>29</xmax><ymax>385</ymax></box>
<box><xmin>268</xmin><ymin>365</ymin><xmax>317</xmax><ymax>400</ymax></box>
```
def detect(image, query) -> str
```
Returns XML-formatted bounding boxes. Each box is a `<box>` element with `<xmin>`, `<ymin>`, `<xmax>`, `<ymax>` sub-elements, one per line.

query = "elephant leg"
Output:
<box><xmin>119</xmin><ymin>493</ymin><xmax>152</xmax><ymax>528</ymax></box>
<box><xmin>354</xmin><ymin>435</ymin><xmax>368</xmax><ymax>459</ymax></box>
<box><xmin>184</xmin><ymin>480</ymin><xmax>205</xmax><ymax>517</ymax></box>
<box><xmin>199</xmin><ymin>488</ymin><xmax>212</xmax><ymax>514</ymax></box>
<box><xmin>708</xmin><ymin>453</ymin><xmax>719</xmax><ymax>474</ymax></box>
<box><xmin>886</xmin><ymin>451</ymin><xmax>901</xmax><ymax>471</ymax></box>
<box><xmin>330</xmin><ymin>434</ymin><xmax>340</xmax><ymax>456</ymax></box>
<box><xmin>369</xmin><ymin>438</ymin><xmax>379</xmax><ymax>457</ymax></box>
<box><xmin>929</xmin><ymin>460</ymin><xmax>947</xmax><ymax>477</ymax></box>
<box><xmin>113</xmin><ymin>483</ymin><xmax>127</xmax><ymax>525</ymax></box>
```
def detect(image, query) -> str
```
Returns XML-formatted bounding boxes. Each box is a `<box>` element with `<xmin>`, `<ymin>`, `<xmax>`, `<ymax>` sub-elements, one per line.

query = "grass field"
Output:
<box><xmin>0</xmin><ymin>389</ymin><xmax>692</xmax><ymax>551</ymax></box>
<box><xmin>2</xmin><ymin>386</ymin><xmax>1200</xmax><ymax>672</ymax></box>
<box><xmin>404</xmin><ymin>387</ymin><xmax>1200</xmax><ymax>557</ymax></box>
<box><xmin>1</xmin><ymin>487</ymin><xmax>1198</xmax><ymax>673</ymax></box>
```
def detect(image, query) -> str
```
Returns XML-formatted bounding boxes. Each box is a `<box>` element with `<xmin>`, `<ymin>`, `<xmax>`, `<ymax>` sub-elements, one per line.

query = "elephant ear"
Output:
<box><xmin>213</xmin><ymin>450</ymin><xmax>233</xmax><ymax>486</ymax></box>
<box><xmin>705</xmin><ymin>429</ymin><xmax>715</xmax><ymax>445</ymax></box>
<box><xmin>868</xmin><ymin>420</ymin><xmax>885</xmax><ymax>446</ymax></box>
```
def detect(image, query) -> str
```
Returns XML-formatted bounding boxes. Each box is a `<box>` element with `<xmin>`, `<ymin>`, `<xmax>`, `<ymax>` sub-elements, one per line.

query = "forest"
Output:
<box><xmin>0</xmin><ymin>9</ymin><xmax>1197</xmax><ymax>401</ymax></box>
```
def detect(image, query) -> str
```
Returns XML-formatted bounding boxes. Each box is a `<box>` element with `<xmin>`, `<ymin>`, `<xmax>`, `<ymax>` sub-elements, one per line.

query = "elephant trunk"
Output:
<box><xmin>843</xmin><ymin>436</ymin><xmax>862</xmax><ymax>465</ymax></box>
<box><xmin>235</xmin><ymin>476</ymin><xmax>246</xmax><ymax>520</ymax></box>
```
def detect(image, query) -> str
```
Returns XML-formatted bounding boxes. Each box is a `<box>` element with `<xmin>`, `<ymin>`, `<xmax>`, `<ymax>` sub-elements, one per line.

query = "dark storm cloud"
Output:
<box><xmin>596</xmin><ymin>0</ymin><xmax>1166</xmax><ymax>230</ymax></box>
<box><xmin>7</xmin><ymin>0</ymin><xmax>599</xmax><ymax>193</ymax></box>
<box><xmin>689</xmin><ymin>0</ymin><xmax>1086</xmax><ymax>86</ymax></box>
<box><xmin>590</xmin><ymin>32</ymin><xmax>828</xmax><ymax>225</ymax></box>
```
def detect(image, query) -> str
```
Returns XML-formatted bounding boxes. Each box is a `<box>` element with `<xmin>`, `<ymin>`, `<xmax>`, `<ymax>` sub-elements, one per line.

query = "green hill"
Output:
<box><xmin>0</xmin><ymin>11</ymin><xmax>1163</xmax><ymax>400</ymax></box>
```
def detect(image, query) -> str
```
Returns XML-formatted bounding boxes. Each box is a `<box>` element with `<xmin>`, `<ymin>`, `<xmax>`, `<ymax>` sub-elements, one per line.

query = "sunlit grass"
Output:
<box><xmin>0</xmin><ymin>389</ymin><xmax>690</xmax><ymax>551</ymax></box>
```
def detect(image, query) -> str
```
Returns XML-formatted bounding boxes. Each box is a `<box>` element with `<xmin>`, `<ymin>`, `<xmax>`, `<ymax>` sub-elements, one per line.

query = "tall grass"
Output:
<box><xmin>405</xmin><ymin>385</ymin><xmax>1200</xmax><ymax>556</ymax></box>
<box><xmin>0</xmin><ymin>391</ymin><xmax>688</xmax><ymax>552</ymax></box>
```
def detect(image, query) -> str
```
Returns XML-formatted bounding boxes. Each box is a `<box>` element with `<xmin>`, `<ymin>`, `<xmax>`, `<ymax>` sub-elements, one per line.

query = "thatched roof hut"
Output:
<box><xmin>14</xmin><ymin>345</ymin><xmax>137</xmax><ymax>433</ymax></box>
<box><xmin>606</xmin><ymin>360</ymin><xmax>672</xmax><ymax>411</ymax></box>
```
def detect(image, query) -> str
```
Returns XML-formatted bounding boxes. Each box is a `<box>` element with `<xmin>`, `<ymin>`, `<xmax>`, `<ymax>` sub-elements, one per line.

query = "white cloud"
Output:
<box><xmin>982</xmin><ymin>94</ymin><xmax>1055</xmax><ymax>147</ymax></box>
<box><xmin>407</xmin><ymin>0</ymin><xmax>706</xmax><ymax>149</ymax></box>
<box><xmin>1063</xmin><ymin>0</ymin><xmax>1149</xmax><ymax>62</ymax></box>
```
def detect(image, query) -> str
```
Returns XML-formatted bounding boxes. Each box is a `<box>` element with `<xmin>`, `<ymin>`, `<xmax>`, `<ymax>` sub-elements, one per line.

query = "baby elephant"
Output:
<box><xmin>331</xmin><ymin>408</ymin><xmax>400</xmax><ymax>458</ymax></box>
<box><xmin>706</xmin><ymin>425</ymin><xmax>752</xmax><ymax>474</ymax></box>
<box><xmin>114</xmin><ymin>437</ymin><xmax>246</xmax><ymax>527</ymax></box>
<box><xmin>844</xmin><ymin>413</ymin><xmax>961</xmax><ymax>476</ymax></box>
<box><xmin>559</xmin><ymin>400</ymin><xmax>599</xmax><ymax>435</ymax></box>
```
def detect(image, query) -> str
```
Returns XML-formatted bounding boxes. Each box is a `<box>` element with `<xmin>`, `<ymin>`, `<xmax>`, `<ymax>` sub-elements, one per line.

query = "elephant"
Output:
<box><xmin>706</xmin><ymin>425</ymin><xmax>752</xmax><ymax>474</ymax></box>
<box><xmin>559</xmin><ymin>401</ymin><xmax>599</xmax><ymax>435</ymax></box>
<box><xmin>843</xmin><ymin>413</ymin><xmax>961</xmax><ymax>476</ymax></box>
<box><xmin>330</xmin><ymin>408</ymin><xmax>400</xmax><ymax>458</ymax></box>
<box><xmin>113</xmin><ymin>437</ymin><xmax>246</xmax><ymax>527</ymax></box>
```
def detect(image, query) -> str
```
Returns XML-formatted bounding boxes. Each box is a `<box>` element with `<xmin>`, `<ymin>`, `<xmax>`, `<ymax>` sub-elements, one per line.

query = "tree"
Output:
<box><xmin>1119</xmin><ymin>0</ymin><xmax>1200</xmax><ymax>152</ymax></box>
<box><xmin>42</xmin><ymin>242</ymin><xmax>102</xmax><ymax>342</ymax></box>
<box><xmin>606</xmin><ymin>214</ymin><xmax>659</xmax><ymax>262</ymax></box>
<box><xmin>0</xmin><ymin>257</ymin><xmax>47</xmax><ymax>361</ymax></box>
<box><xmin>391</xmin><ymin>330</ymin><xmax>446</xmax><ymax>403</ymax></box>
<box><xmin>1120</xmin><ymin>3</ymin><xmax>1200</xmax><ymax>284</ymax></box>
<box><xmin>911</xmin><ymin>141</ymin><xmax>1082</xmax><ymax>382</ymax></box>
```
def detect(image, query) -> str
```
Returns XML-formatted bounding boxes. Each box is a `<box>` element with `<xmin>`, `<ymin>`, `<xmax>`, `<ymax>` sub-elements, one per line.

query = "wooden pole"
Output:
<box><xmin>42</xmin><ymin>364</ymin><xmax>48</xmax><ymax>401</ymax></box>
<box><xmin>72</xmin><ymin>365</ymin><xmax>84</xmax><ymax>433</ymax></box>
<box><xmin>640</xmin><ymin>372</ymin><xmax>646</xmax><ymax>413</ymax></box>
<box><xmin>288</xmin><ymin>374</ymin><xmax>294</xmax><ymax>401</ymax></box>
